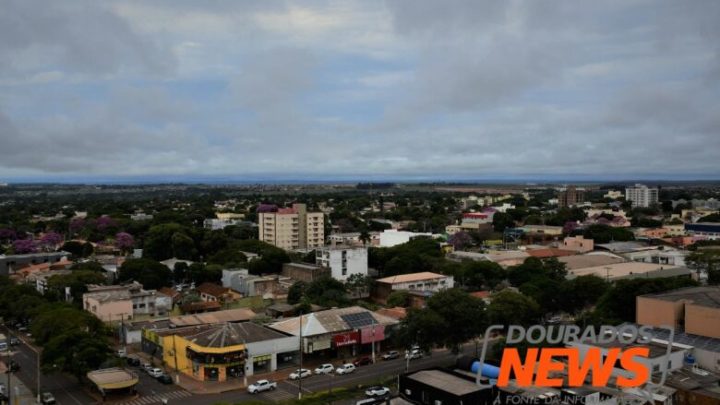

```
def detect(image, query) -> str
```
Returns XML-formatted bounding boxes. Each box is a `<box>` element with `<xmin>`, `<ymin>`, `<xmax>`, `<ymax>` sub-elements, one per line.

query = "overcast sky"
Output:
<box><xmin>1</xmin><ymin>0</ymin><xmax>719</xmax><ymax>182</ymax></box>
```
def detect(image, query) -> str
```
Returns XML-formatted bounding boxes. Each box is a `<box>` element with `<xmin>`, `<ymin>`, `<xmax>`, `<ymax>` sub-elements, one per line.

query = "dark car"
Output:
<box><xmin>353</xmin><ymin>356</ymin><xmax>372</xmax><ymax>366</ymax></box>
<box><xmin>7</xmin><ymin>360</ymin><xmax>20</xmax><ymax>373</ymax></box>
<box><xmin>126</xmin><ymin>356</ymin><xmax>141</xmax><ymax>367</ymax></box>
<box><xmin>9</xmin><ymin>337</ymin><xmax>20</xmax><ymax>346</ymax></box>
<box><xmin>157</xmin><ymin>374</ymin><xmax>173</xmax><ymax>385</ymax></box>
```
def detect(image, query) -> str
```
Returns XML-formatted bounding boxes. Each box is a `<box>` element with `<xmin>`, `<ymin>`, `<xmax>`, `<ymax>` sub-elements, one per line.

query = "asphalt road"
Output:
<box><xmin>1</xmin><ymin>326</ymin><xmax>186</xmax><ymax>405</ymax></box>
<box><xmin>3</xmin><ymin>324</ymin><xmax>489</xmax><ymax>405</ymax></box>
<box><xmin>171</xmin><ymin>343</ymin><xmax>482</xmax><ymax>405</ymax></box>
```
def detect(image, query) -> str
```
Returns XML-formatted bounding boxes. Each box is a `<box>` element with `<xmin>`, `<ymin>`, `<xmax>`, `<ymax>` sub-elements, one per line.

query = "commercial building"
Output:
<box><xmin>374</xmin><ymin>272</ymin><xmax>454</xmax><ymax>304</ymax></box>
<box><xmin>83</xmin><ymin>282</ymin><xmax>173</xmax><ymax>322</ymax></box>
<box><xmin>143</xmin><ymin>322</ymin><xmax>298</xmax><ymax>381</ymax></box>
<box><xmin>562</xmin><ymin>235</ymin><xmax>594</xmax><ymax>253</ymax></box>
<box><xmin>315</xmin><ymin>246</ymin><xmax>368</xmax><ymax>282</ymax></box>
<box><xmin>267</xmin><ymin>306</ymin><xmax>398</xmax><ymax>358</ymax></box>
<box><xmin>258</xmin><ymin>203</ymin><xmax>324</xmax><ymax>250</ymax></box>
<box><xmin>378</xmin><ymin>230</ymin><xmax>435</xmax><ymax>247</ymax></box>
<box><xmin>557</xmin><ymin>186</ymin><xmax>585</xmax><ymax>208</ymax></box>
<box><xmin>625</xmin><ymin>184</ymin><xmax>659</xmax><ymax>208</ymax></box>
<box><xmin>281</xmin><ymin>262</ymin><xmax>330</xmax><ymax>283</ymax></box>
<box><xmin>685</xmin><ymin>223</ymin><xmax>720</xmax><ymax>240</ymax></box>
<box><xmin>637</xmin><ymin>287</ymin><xmax>720</xmax><ymax>340</ymax></box>
<box><xmin>203</xmin><ymin>218</ymin><xmax>244</xmax><ymax>230</ymax></box>
<box><xmin>0</xmin><ymin>251</ymin><xmax>70</xmax><ymax>276</ymax></box>
<box><xmin>566</xmin><ymin>261</ymin><xmax>692</xmax><ymax>281</ymax></box>
<box><xmin>221</xmin><ymin>269</ymin><xmax>291</xmax><ymax>298</ymax></box>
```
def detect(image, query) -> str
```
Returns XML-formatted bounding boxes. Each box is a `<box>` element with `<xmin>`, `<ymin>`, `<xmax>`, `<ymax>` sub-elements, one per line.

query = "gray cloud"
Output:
<box><xmin>0</xmin><ymin>0</ymin><xmax>718</xmax><ymax>180</ymax></box>
<box><xmin>0</xmin><ymin>0</ymin><xmax>176</xmax><ymax>77</ymax></box>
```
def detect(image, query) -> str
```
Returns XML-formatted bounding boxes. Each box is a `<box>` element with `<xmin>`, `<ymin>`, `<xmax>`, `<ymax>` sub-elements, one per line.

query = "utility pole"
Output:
<box><xmin>298</xmin><ymin>312</ymin><xmax>303</xmax><ymax>400</ymax></box>
<box><xmin>371</xmin><ymin>318</ymin><xmax>376</xmax><ymax>364</ymax></box>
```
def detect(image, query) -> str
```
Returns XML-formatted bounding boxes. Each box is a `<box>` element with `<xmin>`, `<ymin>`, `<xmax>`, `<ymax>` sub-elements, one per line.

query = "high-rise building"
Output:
<box><xmin>557</xmin><ymin>186</ymin><xmax>585</xmax><ymax>208</ymax></box>
<box><xmin>625</xmin><ymin>184</ymin><xmax>659</xmax><ymax>208</ymax></box>
<box><xmin>258</xmin><ymin>203</ymin><xmax>324</xmax><ymax>250</ymax></box>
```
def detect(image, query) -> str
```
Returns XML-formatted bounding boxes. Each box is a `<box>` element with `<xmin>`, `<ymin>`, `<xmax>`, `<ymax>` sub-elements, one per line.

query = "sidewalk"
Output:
<box><xmin>1</xmin><ymin>368</ymin><xmax>37</xmax><ymax>405</ymax></box>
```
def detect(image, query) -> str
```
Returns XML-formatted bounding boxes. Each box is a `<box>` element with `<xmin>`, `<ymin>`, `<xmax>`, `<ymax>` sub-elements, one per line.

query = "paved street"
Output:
<box><xmin>168</xmin><ymin>343</ymin><xmax>480</xmax><ymax>405</ymax></box>
<box><xmin>3</xmin><ymin>322</ymin><xmax>488</xmax><ymax>405</ymax></box>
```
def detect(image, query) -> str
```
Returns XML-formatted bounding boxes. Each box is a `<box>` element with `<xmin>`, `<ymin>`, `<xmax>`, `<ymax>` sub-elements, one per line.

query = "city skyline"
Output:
<box><xmin>1</xmin><ymin>1</ymin><xmax>719</xmax><ymax>181</ymax></box>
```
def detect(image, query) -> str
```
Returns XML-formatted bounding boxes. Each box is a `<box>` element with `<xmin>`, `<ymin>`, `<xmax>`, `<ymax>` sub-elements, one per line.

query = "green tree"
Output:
<box><xmin>386</xmin><ymin>290</ymin><xmax>410</xmax><ymax>307</ymax></box>
<box><xmin>492</xmin><ymin>212</ymin><xmax>515</xmax><ymax>232</ymax></box>
<box><xmin>487</xmin><ymin>290</ymin><xmax>541</xmax><ymax>327</ymax></box>
<box><xmin>686</xmin><ymin>250</ymin><xmax>720</xmax><ymax>284</ymax></box>
<box><xmin>287</xmin><ymin>281</ymin><xmax>307</xmax><ymax>305</ymax></box>
<box><xmin>47</xmin><ymin>270</ymin><xmax>107</xmax><ymax>303</ymax></box>
<box><xmin>118</xmin><ymin>258</ymin><xmax>173</xmax><ymax>289</ymax></box>
<box><xmin>42</xmin><ymin>330</ymin><xmax>110</xmax><ymax>380</ymax></box>
<box><xmin>396</xmin><ymin>289</ymin><xmax>486</xmax><ymax>353</ymax></box>
<box><xmin>70</xmin><ymin>261</ymin><xmax>104</xmax><ymax>272</ymax></box>
<box><xmin>31</xmin><ymin>306</ymin><xmax>105</xmax><ymax>346</ymax></box>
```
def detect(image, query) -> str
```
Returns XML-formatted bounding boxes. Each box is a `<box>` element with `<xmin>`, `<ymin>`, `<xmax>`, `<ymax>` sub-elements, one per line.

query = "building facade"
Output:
<box><xmin>625</xmin><ymin>184</ymin><xmax>660</xmax><ymax>208</ymax></box>
<box><xmin>258</xmin><ymin>203</ymin><xmax>324</xmax><ymax>250</ymax></box>
<box><xmin>315</xmin><ymin>246</ymin><xmax>368</xmax><ymax>282</ymax></box>
<box><xmin>558</xmin><ymin>186</ymin><xmax>585</xmax><ymax>208</ymax></box>
<box><xmin>83</xmin><ymin>282</ymin><xmax>172</xmax><ymax>322</ymax></box>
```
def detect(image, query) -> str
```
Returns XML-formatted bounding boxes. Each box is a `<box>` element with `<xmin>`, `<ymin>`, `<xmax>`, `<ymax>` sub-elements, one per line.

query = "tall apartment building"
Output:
<box><xmin>557</xmin><ymin>185</ymin><xmax>584</xmax><ymax>208</ymax></box>
<box><xmin>258</xmin><ymin>203</ymin><xmax>324</xmax><ymax>250</ymax></box>
<box><xmin>625</xmin><ymin>184</ymin><xmax>659</xmax><ymax>208</ymax></box>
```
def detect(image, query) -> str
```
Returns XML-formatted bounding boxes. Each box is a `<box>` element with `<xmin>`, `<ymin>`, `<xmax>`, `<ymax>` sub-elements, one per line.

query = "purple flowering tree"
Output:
<box><xmin>96</xmin><ymin>216</ymin><xmax>117</xmax><ymax>232</ymax></box>
<box><xmin>115</xmin><ymin>232</ymin><xmax>135</xmax><ymax>253</ymax></box>
<box><xmin>69</xmin><ymin>218</ymin><xmax>85</xmax><ymax>234</ymax></box>
<box><xmin>448</xmin><ymin>231</ymin><xmax>473</xmax><ymax>251</ymax></box>
<box><xmin>39</xmin><ymin>232</ymin><xmax>64</xmax><ymax>250</ymax></box>
<box><xmin>13</xmin><ymin>239</ymin><xmax>37</xmax><ymax>254</ymax></box>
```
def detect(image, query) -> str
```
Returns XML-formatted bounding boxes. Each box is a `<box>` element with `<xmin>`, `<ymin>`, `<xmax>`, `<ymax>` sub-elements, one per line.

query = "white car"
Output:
<box><xmin>289</xmin><ymin>368</ymin><xmax>311</xmax><ymax>380</ymax></box>
<box><xmin>141</xmin><ymin>363</ymin><xmax>153</xmax><ymax>373</ymax></box>
<box><xmin>406</xmin><ymin>349</ymin><xmax>423</xmax><ymax>360</ymax></box>
<box><xmin>314</xmin><ymin>364</ymin><xmax>334</xmax><ymax>375</ymax></box>
<box><xmin>247</xmin><ymin>379</ymin><xmax>277</xmax><ymax>394</ymax></box>
<box><xmin>365</xmin><ymin>386</ymin><xmax>391</xmax><ymax>397</ymax></box>
<box><xmin>335</xmin><ymin>363</ymin><xmax>356</xmax><ymax>375</ymax></box>
<box><xmin>148</xmin><ymin>368</ymin><xmax>164</xmax><ymax>378</ymax></box>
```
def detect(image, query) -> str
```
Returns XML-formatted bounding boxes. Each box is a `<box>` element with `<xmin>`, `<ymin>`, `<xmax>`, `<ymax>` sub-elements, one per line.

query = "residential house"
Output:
<box><xmin>374</xmin><ymin>272</ymin><xmax>454</xmax><ymax>304</ymax></box>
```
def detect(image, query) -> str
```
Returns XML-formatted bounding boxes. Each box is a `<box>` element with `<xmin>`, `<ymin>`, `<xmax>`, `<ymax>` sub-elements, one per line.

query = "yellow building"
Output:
<box><xmin>142</xmin><ymin>322</ymin><xmax>298</xmax><ymax>381</ymax></box>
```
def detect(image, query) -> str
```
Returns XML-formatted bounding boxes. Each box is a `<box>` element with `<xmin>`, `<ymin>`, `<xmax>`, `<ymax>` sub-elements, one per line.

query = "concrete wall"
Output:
<box><xmin>685</xmin><ymin>304</ymin><xmax>720</xmax><ymax>340</ymax></box>
<box><xmin>85</xmin><ymin>297</ymin><xmax>133</xmax><ymax>322</ymax></box>
<box><xmin>636</xmin><ymin>297</ymin><xmax>684</xmax><ymax>330</ymax></box>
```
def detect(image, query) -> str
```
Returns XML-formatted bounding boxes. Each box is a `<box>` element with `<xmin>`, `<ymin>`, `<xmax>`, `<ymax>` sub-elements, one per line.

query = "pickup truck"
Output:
<box><xmin>247</xmin><ymin>379</ymin><xmax>277</xmax><ymax>394</ymax></box>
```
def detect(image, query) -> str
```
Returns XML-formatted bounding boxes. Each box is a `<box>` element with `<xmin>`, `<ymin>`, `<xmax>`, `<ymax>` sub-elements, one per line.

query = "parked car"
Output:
<box><xmin>0</xmin><ymin>383</ymin><xmax>7</xmax><ymax>397</ymax></box>
<box><xmin>40</xmin><ymin>392</ymin><xmax>56</xmax><ymax>404</ymax></box>
<box><xmin>157</xmin><ymin>374</ymin><xmax>173</xmax><ymax>385</ymax></box>
<box><xmin>314</xmin><ymin>364</ymin><xmax>334</xmax><ymax>375</ymax></box>
<box><xmin>141</xmin><ymin>363</ymin><xmax>153</xmax><ymax>373</ymax></box>
<box><xmin>365</xmin><ymin>386</ymin><xmax>391</xmax><ymax>397</ymax></box>
<box><xmin>335</xmin><ymin>363</ymin><xmax>356</xmax><ymax>375</ymax></box>
<box><xmin>353</xmin><ymin>356</ymin><xmax>372</xmax><ymax>366</ymax></box>
<box><xmin>7</xmin><ymin>360</ymin><xmax>20</xmax><ymax>372</ymax></box>
<box><xmin>247</xmin><ymin>379</ymin><xmax>277</xmax><ymax>394</ymax></box>
<box><xmin>9</xmin><ymin>337</ymin><xmax>20</xmax><ymax>346</ymax></box>
<box><xmin>288</xmin><ymin>368</ymin><xmax>311</xmax><ymax>380</ymax></box>
<box><xmin>116</xmin><ymin>347</ymin><xmax>127</xmax><ymax>358</ymax></box>
<box><xmin>16</xmin><ymin>325</ymin><xmax>27</xmax><ymax>332</ymax></box>
<box><xmin>405</xmin><ymin>348</ymin><xmax>423</xmax><ymax>360</ymax></box>
<box><xmin>381</xmin><ymin>350</ymin><xmax>399</xmax><ymax>360</ymax></box>
<box><xmin>148</xmin><ymin>368</ymin><xmax>164</xmax><ymax>378</ymax></box>
<box><xmin>126</xmin><ymin>356</ymin><xmax>141</xmax><ymax>367</ymax></box>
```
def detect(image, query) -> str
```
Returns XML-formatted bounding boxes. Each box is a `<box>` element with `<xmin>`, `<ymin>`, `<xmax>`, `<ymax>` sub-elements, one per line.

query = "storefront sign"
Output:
<box><xmin>360</xmin><ymin>325</ymin><xmax>385</xmax><ymax>343</ymax></box>
<box><xmin>333</xmin><ymin>331</ymin><xmax>360</xmax><ymax>347</ymax></box>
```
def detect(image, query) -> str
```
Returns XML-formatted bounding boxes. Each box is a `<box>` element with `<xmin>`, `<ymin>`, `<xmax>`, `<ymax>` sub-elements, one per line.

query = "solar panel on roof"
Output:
<box><xmin>341</xmin><ymin>312</ymin><xmax>375</xmax><ymax>329</ymax></box>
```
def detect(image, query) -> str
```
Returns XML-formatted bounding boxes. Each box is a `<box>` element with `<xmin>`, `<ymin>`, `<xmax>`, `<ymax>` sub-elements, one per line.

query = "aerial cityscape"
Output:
<box><xmin>1</xmin><ymin>1</ymin><xmax>720</xmax><ymax>405</ymax></box>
